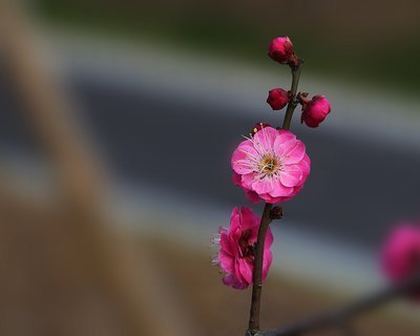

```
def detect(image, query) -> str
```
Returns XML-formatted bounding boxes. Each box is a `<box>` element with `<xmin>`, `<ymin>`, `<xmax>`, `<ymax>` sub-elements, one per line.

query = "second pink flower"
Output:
<box><xmin>231</xmin><ymin>126</ymin><xmax>310</xmax><ymax>204</ymax></box>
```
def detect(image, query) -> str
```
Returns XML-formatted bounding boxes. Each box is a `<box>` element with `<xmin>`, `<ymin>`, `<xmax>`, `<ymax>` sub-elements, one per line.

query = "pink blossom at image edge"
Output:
<box><xmin>381</xmin><ymin>224</ymin><xmax>420</xmax><ymax>284</ymax></box>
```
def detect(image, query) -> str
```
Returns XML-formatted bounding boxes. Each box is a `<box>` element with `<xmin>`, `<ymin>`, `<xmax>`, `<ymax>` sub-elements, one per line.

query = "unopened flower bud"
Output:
<box><xmin>301</xmin><ymin>95</ymin><xmax>331</xmax><ymax>128</ymax></box>
<box><xmin>270</xmin><ymin>206</ymin><xmax>283</xmax><ymax>220</ymax></box>
<box><xmin>267</xmin><ymin>88</ymin><xmax>289</xmax><ymax>110</ymax></box>
<box><xmin>268</xmin><ymin>36</ymin><xmax>295</xmax><ymax>64</ymax></box>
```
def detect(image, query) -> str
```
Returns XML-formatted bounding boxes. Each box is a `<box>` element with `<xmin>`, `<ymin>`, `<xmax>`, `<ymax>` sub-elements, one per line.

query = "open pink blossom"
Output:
<box><xmin>231</xmin><ymin>126</ymin><xmax>310</xmax><ymax>204</ymax></box>
<box><xmin>382</xmin><ymin>224</ymin><xmax>420</xmax><ymax>285</ymax></box>
<box><xmin>213</xmin><ymin>207</ymin><xmax>273</xmax><ymax>289</ymax></box>
<box><xmin>301</xmin><ymin>95</ymin><xmax>331</xmax><ymax>128</ymax></box>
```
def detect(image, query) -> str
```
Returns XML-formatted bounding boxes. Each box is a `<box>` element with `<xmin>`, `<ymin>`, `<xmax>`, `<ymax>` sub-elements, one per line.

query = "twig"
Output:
<box><xmin>248</xmin><ymin>203</ymin><xmax>274</xmax><ymax>334</ymax></box>
<box><xmin>247</xmin><ymin>60</ymin><xmax>304</xmax><ymax>336</ymax></box>
<box><xmin>282</xmin><ymin>61</ymin><xmax>303</xmax><ymax>130</ymax></box>
<box><xmin>262</xmin><ymin>276</ymin><xmax>420</xmax><ymax>336</ymax></box>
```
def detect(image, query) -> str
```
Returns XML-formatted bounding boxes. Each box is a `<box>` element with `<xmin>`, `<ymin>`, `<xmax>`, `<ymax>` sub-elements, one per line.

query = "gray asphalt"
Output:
<box><xmin>1</xmin><ymin>64</ymin><xmax>419</xmax><ymax>251</ymax></box>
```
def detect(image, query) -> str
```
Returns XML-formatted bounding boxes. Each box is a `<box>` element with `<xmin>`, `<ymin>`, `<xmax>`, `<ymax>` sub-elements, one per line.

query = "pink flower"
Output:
<box><xmin>231</xmin><ymin>126</ymin><xmax>310</xmax><ymax>204</ymax></box>
<box><xmin>267</xmin><ymin>88</ymin><xmax>290</xmax><ymax>110</ymax></box>
<box><xmin>301</xmin><ymin>95</ymin><xmax>331</xmax><ymax>128</ymax></box>
<box><xmin>268</xmin><ymin>36</ymin><xmax>295</xmax><ymax>64</ymax></box>
<box><xmin>213</xmin><ymin>207</ymin><xmax>273</xmax><ymax>289</ymax></box>
<box><xmin>382</xmin><ymin>224</ymin><xmax>420</xmax><ymax>285</ymax></box>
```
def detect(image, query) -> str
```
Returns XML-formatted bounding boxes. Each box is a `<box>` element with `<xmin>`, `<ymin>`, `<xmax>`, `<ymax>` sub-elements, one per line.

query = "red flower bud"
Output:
<box><xmin>267</xmin><ymin>88</ymin><xmax>289</xmax><ymax>110</ymax></box>
<box><xmin>301</xmin><ymin>95</ymin><xmax>331</xmax><ymax>128</ymax></box>
<box><xmin>268</xmin><ymin>36</ymin><xmax>295</xmax><ymax>64</ymax></box>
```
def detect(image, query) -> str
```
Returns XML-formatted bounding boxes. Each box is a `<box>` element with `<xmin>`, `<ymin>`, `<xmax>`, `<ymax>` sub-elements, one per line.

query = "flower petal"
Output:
<box><xmin>219</xmin><ymin>230</ymin><xmax>236</xmax><ymax>256</ymax></box>
<box><xmin>241</xmin><ymin>172</ymin><xmax>257</xmax><ymax>189</ymax></box>
<box><xmin>252</xmin><ymin>176</ymin><xmax>275</xmax><ymax>194</ymax></box>
<box><xmin>277</xmin><ymin>129</ymin><xmax>296</xmax><ymax>142</ymax></box>
<box><xmin>218</xmin><ymin>249</ymin><xmax>234</xmax><ymax>273</ymax></box>
<box><xmin>229</xmin><ymin>207</ymin><xmax>241</xmax><ymax>232</ymax></box>
<box><xmin>274</xmin><ymin>138</ymin><xmax>296</xmax><ymax>157</ymax></box>
<box><xmin>253</xmin><ymin>127</ymin><xmax>278</xmax><ymax>153</ymax></box>
<box><xmin>231</xmin><ymin>140</ymin><xmax>258</xmax><ymax>174</ymax></box>
<box><xmin>283</xmin><ymin>141</ymin><xmax>306</xmax><ymax>164</ymax></box>
<box><xmin>265</xmin><ymin>227</ymin><xmax>274</xmax><ymax>248</ymax></box>
<box><xmin>270</xmin><ymin>177</ymin><xmax>295</xmax><ymax>197</ymax></box>
<box><xmin>237</xmin><ymin>259</ymin><xmax>253</xmax><ymax>285</ymax></box>
<box><xmin>222</xmin><ymin>273</ymin><xmax>247</xmax><ymax>289</ymax></box>
<box><xmin>238</xmin><ymin>207</ymin><xmax>260</xmax><ymax>231</ymax></box>
<box><xmin>279</xmin><ymin>165</ymin><xmax>303</xmax><ymax>187</ymax></box>
<box><xmin>262</xmin><ymin>249</ymin><xmax>273</xmax><ymax>281</ymax></box>
<box><xmin>258</xmin><ymin>192</ymin><xmax>285</xmax><ymax>204</ymax></box>
<box><xmin>244</xmin><ymin>189</ymin><xmax>261</xmax><ymax>203</ymax></box>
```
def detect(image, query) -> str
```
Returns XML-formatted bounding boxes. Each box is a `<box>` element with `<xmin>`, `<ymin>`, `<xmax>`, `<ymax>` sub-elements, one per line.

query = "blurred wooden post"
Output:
<box><xmin>0</xmin><ymin>2</ymin><xmax>195</xmax><ymax>335</ymax></box>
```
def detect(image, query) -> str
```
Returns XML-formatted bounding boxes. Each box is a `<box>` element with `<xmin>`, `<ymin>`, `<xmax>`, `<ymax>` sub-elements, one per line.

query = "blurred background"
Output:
<box><xmin>0</xmin><ymin>1</ymin><xmax>419</xmax><ymax>335</ymax></box>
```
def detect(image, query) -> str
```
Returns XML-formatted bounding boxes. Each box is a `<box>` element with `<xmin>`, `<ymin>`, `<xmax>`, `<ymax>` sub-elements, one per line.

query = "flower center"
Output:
<box><xmin>239</xmin><ymin>230</ymin><xmax>254</xmax><ymax>260</ymax></box>
<box><xmin>258</xmin><ymin>154</ymin><xmax>280</xmax><ymax>175</ymax></box>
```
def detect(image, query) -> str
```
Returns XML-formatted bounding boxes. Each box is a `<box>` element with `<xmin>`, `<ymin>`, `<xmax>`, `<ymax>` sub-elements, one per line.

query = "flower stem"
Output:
<box><xmin>282</xmin><ymin>62</ymin><xmax>303</xmax><ymax>130</ymax></box>
<box><xmin>248</xmin><ymin>203</ymin><xmax>273</xmax><ymax>335</ymax></box>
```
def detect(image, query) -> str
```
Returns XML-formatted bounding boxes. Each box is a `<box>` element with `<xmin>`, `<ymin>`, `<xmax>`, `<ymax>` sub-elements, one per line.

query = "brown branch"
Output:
<box><xmin>247</xmin><ymin>60</ymin><xmax>304</xmax><ymax>336</ymax></box>
<box><xmin>282</xmin><ymin>61</ymin><xmax>303</xmax><ymax>130</ymax></box>
<box><xmin>248</xmin><ymin>203</ymin><xmax>274</xmax><ymax>334</ymax></box>
<box><xmin>262</xmin><ymin>275</ymin><xmax>420</xmax><ymax>336</ymax></box>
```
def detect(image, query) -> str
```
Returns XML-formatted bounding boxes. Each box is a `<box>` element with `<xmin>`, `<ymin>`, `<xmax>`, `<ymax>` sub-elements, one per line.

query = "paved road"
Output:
<box><xmin>1</xmin><ymin>42</ymin><xmax>420</xmax><ymax>251</ymax></box>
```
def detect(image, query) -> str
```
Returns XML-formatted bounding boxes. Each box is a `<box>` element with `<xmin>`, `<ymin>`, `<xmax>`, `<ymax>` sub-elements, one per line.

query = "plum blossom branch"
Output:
<box><xmin>248</xmin><ymin>203</ymin><xmax>274</xmax><ymax>334</ymax></box>
<box><xmin>248</xmin><ymin>206</ymin><xmax>283</xmax><ymax>333</ymax></box>
<box><xmin>219</xmin><ymin>36</ymin><xmax>330</xmax><ymax>336</ymax></box>
<box><xmin>223</xmin><ymin>35</ymin><xmax>418</xmax><ymax>336</ymax></box>
<box><xmin>248</xmin><ymin>52</ymin><xmax>303</xmax><ymax>336</ymax></box>
<box><xmin>282</xmin><ymin>62</ymin><xmax>303</xmax><ymax>130</ymax></box>
<box><xmin>261</xmin><ymin>275</ymin><xmax>420</xmax><ymax>336</ymax></box>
